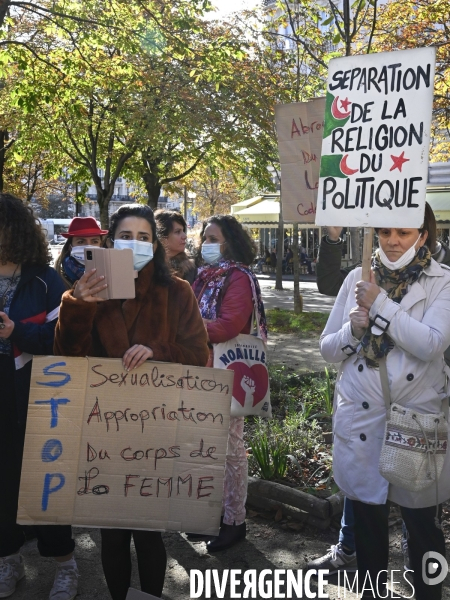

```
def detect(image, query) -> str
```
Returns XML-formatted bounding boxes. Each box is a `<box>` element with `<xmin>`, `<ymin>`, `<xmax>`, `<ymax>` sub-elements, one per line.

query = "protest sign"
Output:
<box><xmin>275</xmin><ymin>98</ymin><xmax>326</xmax><ymax>223</ymax></box>
<box><xmin>17</xmin><ymin>357</ymin><xmax>232</xmax><ymax>534</ymax></box>
<box><xmin>315</xmin><ymin>47</ymin><xmax>436</xmax><ymax>227</ymax></box>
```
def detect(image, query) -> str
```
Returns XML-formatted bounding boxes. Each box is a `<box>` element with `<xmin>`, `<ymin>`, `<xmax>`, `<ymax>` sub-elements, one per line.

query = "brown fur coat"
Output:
<box><xmin>170</xmin><ymin>252</ymin><xmax>197</xmax><ymax>284</ymax></box>
<box><xmin>54</xmin><ymin>261</ymin><xmax>209</xmax><ymax>366</ymax></box>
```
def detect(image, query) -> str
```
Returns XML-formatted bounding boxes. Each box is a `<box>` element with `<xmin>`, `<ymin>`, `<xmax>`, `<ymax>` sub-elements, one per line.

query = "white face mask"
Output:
<box><xmin>378</xmin><ymin>233</ymin><xmax>422</xmax><ymax>270</ymax></box>
<box><xmin>201</xmin><ymin>243</ymin><xmax>222</xmax><ymax>265</ymax></box>
<box><xmin>114</xmin><ymin>239</ymin><xmax>154</xmax><ymax>271</ymax></box>
<box><xmin>70</xmin><ymin>245</ymin><xmax>98</xmax><ymax>265</ymax></box>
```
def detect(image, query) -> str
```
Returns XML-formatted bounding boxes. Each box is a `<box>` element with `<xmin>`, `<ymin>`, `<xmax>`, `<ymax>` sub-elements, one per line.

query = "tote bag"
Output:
<box><xmin>213</xmin><ymin>316</ymin><xmax>271</xmax><ymax>418</ymax></box>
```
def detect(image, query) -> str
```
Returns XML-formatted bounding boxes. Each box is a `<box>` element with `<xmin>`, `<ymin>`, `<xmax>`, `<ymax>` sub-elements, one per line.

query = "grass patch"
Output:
<box><xmin>266</xmin><ymin>308</ymin><xmax>328</xmax><ymax>334</ymax></box>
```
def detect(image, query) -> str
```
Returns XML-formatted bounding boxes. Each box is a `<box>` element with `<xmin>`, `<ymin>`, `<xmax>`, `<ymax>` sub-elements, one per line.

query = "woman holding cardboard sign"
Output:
<box><xmin>55</xmin><ymin>204</ymin><xmax>209</xmax><ymax>600</ymax></box>
<box><xmin>320</xmin><ymin>210</ymin><xmax>450</xmax><ymax>600</ymax></box>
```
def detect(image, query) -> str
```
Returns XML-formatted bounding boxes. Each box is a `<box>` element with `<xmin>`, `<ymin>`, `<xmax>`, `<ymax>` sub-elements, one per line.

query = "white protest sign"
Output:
<box><xmin>275</xmin><ymin>98</ymin><xmax>326</xmax><ymax>223</ymax></box>
<box><xmin>17</xmin><ymin>357</ymin><xmax>232</xmax><ymax>534</ymax></box>
<box><xmin>315</xmin><ymin>47</ymin><xmax>436</xmax><ymax>227</ymax></box>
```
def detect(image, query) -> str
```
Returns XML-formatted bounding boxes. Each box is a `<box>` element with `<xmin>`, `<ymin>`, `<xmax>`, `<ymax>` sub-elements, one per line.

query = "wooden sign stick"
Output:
<box><xmin>361</xmin><ymin>227</ymin><xmax>374</xmax><ymax>282</ymax></box>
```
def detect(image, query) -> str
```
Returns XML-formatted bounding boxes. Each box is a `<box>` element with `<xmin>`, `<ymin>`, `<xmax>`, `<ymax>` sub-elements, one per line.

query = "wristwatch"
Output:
<box><xmin>325</xmin><ymin>235</ymin><xmax>342</xmax><ymax>245</ymax></box>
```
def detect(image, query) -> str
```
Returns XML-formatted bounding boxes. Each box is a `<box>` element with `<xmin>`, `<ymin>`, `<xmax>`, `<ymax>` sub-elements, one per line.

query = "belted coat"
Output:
<box><xmin>320</xmin><ymin>260</ymin><xmax>450</xmax><ymax>508</ymax></box>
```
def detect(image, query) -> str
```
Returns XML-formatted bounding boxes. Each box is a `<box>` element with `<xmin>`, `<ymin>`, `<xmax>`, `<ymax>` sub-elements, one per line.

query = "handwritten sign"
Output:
<box><xmin>315</xmin><ymin>47</ymin><xmax>436</xmax><ymax>227</ymax></box>
<box><xmin>17</xmin><ymin>357</ymin><xmax>232</xmax><ymax>534</ymax></box>
<box><xmin>275</xmin><ymin>98</ymin><xmax>326</xmax><ymax>223</ymax></box>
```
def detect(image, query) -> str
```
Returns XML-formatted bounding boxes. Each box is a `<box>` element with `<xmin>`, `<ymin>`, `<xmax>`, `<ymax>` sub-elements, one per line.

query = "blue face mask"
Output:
<box><xmin>201</xmin><ymin>243</ymin><xmax>222</xmax><ymax>265</ymax></box>
<box><xmin>114</xmin><ymin>239</ymin><xmax>154</xmax><ymax>271</ymax></box>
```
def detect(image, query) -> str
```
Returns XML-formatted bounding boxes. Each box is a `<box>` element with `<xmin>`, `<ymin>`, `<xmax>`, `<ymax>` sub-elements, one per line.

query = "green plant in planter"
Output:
<box><xmin>250</xmin><ymin>432</ymin><xmax>288</xmax><ymax>480</ymax></box>
<box><xmin>321</xmin><ymin>367</ymin><xmax>334</xmax><ymax>417</ymax></box>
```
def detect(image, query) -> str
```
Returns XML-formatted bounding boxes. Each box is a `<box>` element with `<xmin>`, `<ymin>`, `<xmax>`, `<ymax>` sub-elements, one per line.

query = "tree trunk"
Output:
<box><xmin>0</xmin><ymin>1</ymin><xmax>10</xmax><ymax>31</ymax></box>
<box><xmin>142</xmin><ymin>157</ymin><xmax>161</xmax><ymax>209</ymax></box>
<box><xmin>97</xmin><ymin>193</ymin><xmax>111</xmax><ymax>229</ymax></box>
<box><xmin>292</xmin><ymin>223</ymin><xmax>302</xmax><ymax>313</ymax></box>
<box><xmin>275</xmin><ymin>197</ymin><xmax>283</xmax><ymax>290</ymax></box>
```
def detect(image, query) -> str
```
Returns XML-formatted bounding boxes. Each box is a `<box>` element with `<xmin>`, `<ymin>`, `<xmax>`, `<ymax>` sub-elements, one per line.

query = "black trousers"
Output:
<box><xmin>0</xmin><ymin>354</ymin><xmax>75</xmax><ymax>558</ymax></box>
<box><xmin>353</xmin><ymin>500</ymin><xmax>445</xmax><ymax>600</ymax></box>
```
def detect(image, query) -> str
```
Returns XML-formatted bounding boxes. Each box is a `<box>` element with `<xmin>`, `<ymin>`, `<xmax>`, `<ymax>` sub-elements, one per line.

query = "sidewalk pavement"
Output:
<box><xmin>257</xmin><ymin>275</ymin><xmax>333</xmax><ymax>373</ymax></box>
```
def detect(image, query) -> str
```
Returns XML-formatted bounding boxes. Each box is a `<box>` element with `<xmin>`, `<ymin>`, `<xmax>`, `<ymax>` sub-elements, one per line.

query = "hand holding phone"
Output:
<box><xmin>73</xmin><ymin>269</ymin><xmax>108</xmax><ymax>303</ymax></box>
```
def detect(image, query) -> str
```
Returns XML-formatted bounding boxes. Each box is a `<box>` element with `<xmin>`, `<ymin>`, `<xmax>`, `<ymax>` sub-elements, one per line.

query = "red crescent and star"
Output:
<box><xmin>390</xmin><ymin>151</ymin><xmax>410</xmax><ymax>172</ymax></box>
<box><xmin>340</xmin><ymin>97</ymin><xmax>351</xmax><ymax>112</ymax></box>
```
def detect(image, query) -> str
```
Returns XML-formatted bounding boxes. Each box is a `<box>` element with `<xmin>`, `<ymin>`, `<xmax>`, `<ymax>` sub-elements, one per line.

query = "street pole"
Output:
<box><xmin>184</xmin><ymin>184</ymin><xmax>187</xmax><ymax>222</ymax></box>
<box><xmin>75</xmin><ymin>182</ymin><xmax>79</xmax><ymax>216</ymax></box>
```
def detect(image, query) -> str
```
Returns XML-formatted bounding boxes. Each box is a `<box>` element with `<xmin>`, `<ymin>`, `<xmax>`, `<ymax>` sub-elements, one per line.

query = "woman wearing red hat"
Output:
<box><xmin>54</xmin><ymin>217</ymin><xmax>108</xmax><ymax>287</ymax></box>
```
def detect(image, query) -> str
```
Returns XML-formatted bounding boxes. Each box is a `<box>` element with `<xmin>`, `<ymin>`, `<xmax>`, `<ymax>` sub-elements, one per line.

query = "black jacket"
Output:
<box><xmin>7</xmin><ymin>264</ymin><xmax>66</xmax><ymax>426</ymax></box>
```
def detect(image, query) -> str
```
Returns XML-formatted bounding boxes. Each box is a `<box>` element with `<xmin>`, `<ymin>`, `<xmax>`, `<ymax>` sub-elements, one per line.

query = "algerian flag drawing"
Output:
<box><xmin>320</xmin><ymin>154</ymin><xmax>346</xmax><ymax>178</ymax></box>
<box><xmin>323</xmin><ymin>92</ymin><xmax>351</xmax><ymax>138</ymax></box>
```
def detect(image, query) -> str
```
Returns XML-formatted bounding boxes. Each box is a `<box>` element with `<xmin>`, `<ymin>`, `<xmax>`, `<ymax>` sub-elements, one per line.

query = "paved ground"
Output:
<box><xmin>13</xmin><ymin>277</ymin><xmax>450</xmax><ymax>599</ymax></box>
<box><xmin>258</xmin><ymin>275</ymin><xmax>332</xmax><ymax>374</ymax></box>
<box><xmin>256</xmin><ymin>275</ymin><xmax>335</xmax><ymax>313</ymax></box>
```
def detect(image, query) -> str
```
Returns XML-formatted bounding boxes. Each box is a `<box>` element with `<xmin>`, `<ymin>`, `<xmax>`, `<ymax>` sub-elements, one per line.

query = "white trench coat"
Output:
<box><xmin>320</xmin><ymin>260</ymin><xmax>450</xmax><ymax>508</ymax></box>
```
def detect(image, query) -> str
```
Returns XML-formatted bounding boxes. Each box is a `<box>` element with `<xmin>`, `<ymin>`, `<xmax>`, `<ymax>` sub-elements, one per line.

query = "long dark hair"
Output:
<box><xmin>154</xmin><ymin>209</ymin><xmax>187</xmax><ymax>238</ymax></box>
<box><xmin>54</xmin><ymin>238</ymin><xmax>73</xmax><ymax>287</ymax></box>
<box><xmin>108</xmin><ymin>204</ymin><xmax>172</xmax><ymax>286</ymax></box>
<box><xmin>196</xmin><ymin>215</ymin><xmax>257</xmax><ymax>266</ymax></box>
<box><xmin>421</xmin><ymin>201</ymin><xmax>437</xmax><ymax>254</ymax></box>
<box><xmin>0</xmin><ymin>193</ymin><xmax>51</xmax><ymax>266</ymax></box>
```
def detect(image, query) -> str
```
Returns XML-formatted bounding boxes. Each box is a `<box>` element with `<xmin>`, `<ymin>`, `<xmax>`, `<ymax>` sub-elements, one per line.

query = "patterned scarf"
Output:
<box><xmin>195</xmin><ymin>260</ymin><xmax>268</xmax><ymax>342</ymax></box>
<box><xmin>63</xmin><ymin>255</ymin><xmax>85</xmax><ymax>284</ymax></box>
<box><xmin>360</xmin><ymin>245</ymin><xmax>431</xmax><ymax>367</ymax></box>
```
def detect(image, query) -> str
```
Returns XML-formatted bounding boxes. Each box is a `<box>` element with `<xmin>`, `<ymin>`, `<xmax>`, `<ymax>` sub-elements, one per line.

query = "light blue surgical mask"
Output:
<box><xmin>201</xmin><ymin>243</ymin><xmax>222</xmax><ymax>265</ymax></box>
<box><xmin>114</xmin><ymin>239</ymin><xmax>154</xmax><ymax>271</ymax></box>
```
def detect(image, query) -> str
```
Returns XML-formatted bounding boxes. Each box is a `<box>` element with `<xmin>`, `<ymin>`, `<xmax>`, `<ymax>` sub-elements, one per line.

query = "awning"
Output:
<box><xmin>426</xmin><ymin>190</ymin><xmax>450</xmax><ymax>223</ymax></box>
<box><xmin>230</xmin><ymin>196</ymin><xmax>263</xmax><ymax>214</ymax></box>
<box><xmin>234</xmin><ymin>199</ymin><xmax>280</xmax><ymax>224</ymax></box>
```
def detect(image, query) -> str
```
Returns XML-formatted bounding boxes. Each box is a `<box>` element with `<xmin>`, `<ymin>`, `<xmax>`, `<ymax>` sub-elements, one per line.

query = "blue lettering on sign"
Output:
<box><xmin>36</xmin><ymin>362</ymin><xmax>71</xmax><ymax>387</ymax></box>
<box><xmin>41</xmin><ymin>439</ymin><xmax>63</xmax><ymax>463</ymax></box>
<box><xmin>42</xmin><ymin>473</ymin><xmax>65</xmax><ymax>511</ymax></box>
<box><xmin>35</xmin><ymin>398</ymin><xmax>70</xmax><ymax>428</ymax></box>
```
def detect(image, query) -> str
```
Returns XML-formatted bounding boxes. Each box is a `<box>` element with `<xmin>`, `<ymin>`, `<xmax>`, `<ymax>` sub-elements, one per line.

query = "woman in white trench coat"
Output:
<box><xmin>320</xmin><ymin>208</ymin><xmax>450</xmax><ymax>600</ymax></box>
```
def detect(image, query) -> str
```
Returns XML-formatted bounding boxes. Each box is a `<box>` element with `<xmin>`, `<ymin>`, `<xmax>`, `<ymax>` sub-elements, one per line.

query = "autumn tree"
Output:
<box><xmin>181</xmin><ymin>164</ymin><xmax>243</xmax><ymax>220</ymax></box>
<box><xmin>363</xmin><ymin>0</ymin><xmax>450</xmax><ymax>162</ymax></box>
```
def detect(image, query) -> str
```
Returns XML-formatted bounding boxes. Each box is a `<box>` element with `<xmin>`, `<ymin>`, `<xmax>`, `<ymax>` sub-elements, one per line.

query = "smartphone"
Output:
<box><xmin>84</xmin><ymin>247</ymin><xmax>136</xmax><ymax>300</ymax></box>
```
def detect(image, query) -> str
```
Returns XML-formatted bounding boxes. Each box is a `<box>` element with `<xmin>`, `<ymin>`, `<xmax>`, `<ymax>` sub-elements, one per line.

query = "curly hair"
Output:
<box><xmin>107</xmin><ymin>203</ymin><xmax>172</xmax><ymax>286</ymax></box>
<box><xmin>196</xmin><ymin>215</ymin><xmax>257</xmax><ymax>266</ymax></box>
<box><xmin>154</xmin><ymin>209</ymin><xmax>187</xmax><ymax>238</ymax></box>
<box><xmin>0</xmin><ymin>193</ymin><xmax>51</xmax><ymax>266</ymax></box>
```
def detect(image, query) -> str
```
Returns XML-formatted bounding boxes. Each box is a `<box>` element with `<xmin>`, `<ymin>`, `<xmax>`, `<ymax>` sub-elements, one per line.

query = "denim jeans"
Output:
<box><xmin>338</xmin><ymin>497</ymin><xmax>355</xmax><ymax>553</ymax></box>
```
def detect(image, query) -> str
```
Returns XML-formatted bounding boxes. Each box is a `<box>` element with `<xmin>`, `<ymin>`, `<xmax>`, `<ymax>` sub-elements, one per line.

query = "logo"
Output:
<box><xmin>422</xmin><ymin>551</ymin><xmax>448</xmax><ymax>585</ymax></box>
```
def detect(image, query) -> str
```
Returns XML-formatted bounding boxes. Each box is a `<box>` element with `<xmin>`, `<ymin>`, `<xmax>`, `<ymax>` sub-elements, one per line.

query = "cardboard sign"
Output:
<box><xmin>315</xmin><ymin>47</ymin><xmax>436</xmax><ymax>227</ymax></box>
<box><xmin>17</xmin><ymin>357</ymin><xmax>232</xmax><ymax>534</ymax></box>
<box><xmin>275</xmin><ymin>98</ymin><xmax>326</xmax><ymax>223</ymax></box>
